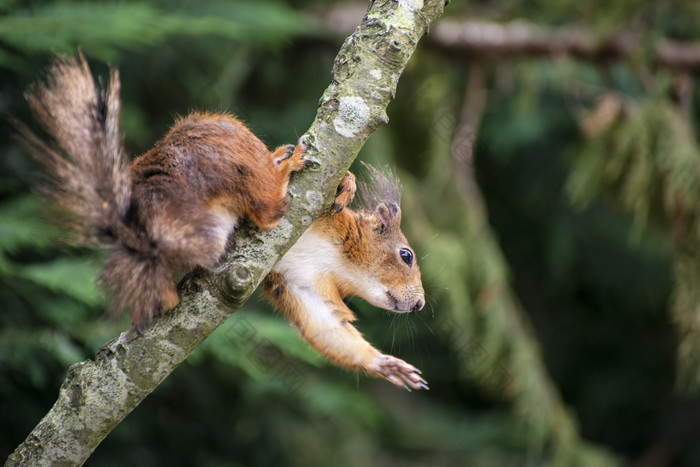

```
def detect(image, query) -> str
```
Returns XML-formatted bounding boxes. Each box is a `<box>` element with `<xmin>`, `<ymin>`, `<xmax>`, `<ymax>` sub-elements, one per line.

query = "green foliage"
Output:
<box><xmin>565</xmin><ymin>83</ymin><xmax>700</xmax><ymax>393</ymax></box>
<box><xmin>0</xmin><ymin>0</ymin><xmax>313</xmax><ymax>69</ymax></box>
<box><xmin>568</xmin><ymin>95</ymin><xmax>700</xmax><ymax>226</ymax></box>
<box><xmin>3</xmin><ymin>0</ymin><xmax>700</xmax><ymax>465</ymax></box>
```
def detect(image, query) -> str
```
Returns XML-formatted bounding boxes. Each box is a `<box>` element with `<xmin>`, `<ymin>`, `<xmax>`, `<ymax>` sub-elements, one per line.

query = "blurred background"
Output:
<box><xmin>2</xmin><ymin>0</ymin><xmax>700</xmax><ymax>465</ymax></box>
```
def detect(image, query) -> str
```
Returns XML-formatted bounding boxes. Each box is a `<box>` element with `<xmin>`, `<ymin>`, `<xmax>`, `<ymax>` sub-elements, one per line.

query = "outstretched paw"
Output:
<box><xmin>333</xmin><ymin>171</ymin><xmax>356</xmax><ymax>214</ymax></box>
<box><xmin>372</xmin><ymin>354</ymin><xmax>428</xmax><ymax>391</ymax></box>
<box><xmin>273</xmin><ymin>135</ymin><xmax>309</xmax><ymax>174</ymax></box>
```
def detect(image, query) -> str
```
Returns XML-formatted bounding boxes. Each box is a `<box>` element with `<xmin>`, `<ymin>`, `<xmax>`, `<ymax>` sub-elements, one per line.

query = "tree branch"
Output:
<box><xmin>321</xmin><ymin>4</ymin><xmax>700</xmax><ymax>69</ymax></box>
<box><xmin>6</xmin><ymin>1</ymin><xmax>446</xmax><ymax>465</ymax></box>
<box><xmin>431</xmin><ymin>19</ymin><xmax>700</xmax><ymax>69</ymax></box>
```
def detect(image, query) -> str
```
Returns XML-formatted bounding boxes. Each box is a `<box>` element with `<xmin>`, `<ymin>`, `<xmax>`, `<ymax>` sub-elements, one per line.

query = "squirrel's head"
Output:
<box><xmin>341</xmin><ymin>165</ymin><xmax>425</xmax><ymax>313</ymax></box>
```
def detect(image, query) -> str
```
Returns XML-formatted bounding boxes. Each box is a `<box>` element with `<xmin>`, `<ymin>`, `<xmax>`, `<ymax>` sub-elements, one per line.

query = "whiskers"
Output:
<box><xmin>415</xmin><ymin>243</ymin><xmax>431</xmax><ymax>263</ymax></box>
<box><xmin>424</xmin><ymin>292</ymin><xmax>439</xmax><ymax>319</ymax></box>
<box><xmin>385</xmin><ymin>300</ymin><xmax>438</xmax><ymax>371</ymax></box>
<box><xmin>388</xmin><ymin>311</ymin><xmax>418</xmax><ymax>354</ymax></box>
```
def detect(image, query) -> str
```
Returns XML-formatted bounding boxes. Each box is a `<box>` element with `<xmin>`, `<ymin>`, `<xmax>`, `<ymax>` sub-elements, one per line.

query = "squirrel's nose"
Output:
<box><xmin>413</xmin><ymin>298</ymin><xmax>425</xmax><ymax>311</ymax></box>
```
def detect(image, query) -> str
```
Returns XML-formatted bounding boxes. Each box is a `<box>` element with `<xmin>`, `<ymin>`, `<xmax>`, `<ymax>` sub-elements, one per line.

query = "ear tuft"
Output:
<box><xmin>376</xmin><ymin>202</ymin><xmax>401</xmax><ymax>230</ymax></box>
<box><xmin>357</xmin><ymin>163</ymin><xmax>401</xmax><ymax>212</ymax></box>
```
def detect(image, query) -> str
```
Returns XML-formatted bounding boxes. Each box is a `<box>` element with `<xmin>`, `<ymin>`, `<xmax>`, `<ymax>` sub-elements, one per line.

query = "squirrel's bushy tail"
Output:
<box><xmin>101</xmin><ymin>245</ymin><xmax>179</xmax><ymax>328</ymax></box>
<box><xmin>21</xmin><ymin>54</ymin><xmax>131</xmax><ymax>247</ymax></box>
<box><xmin>21</xmin><ymin>55</ymin><xmax>174</xmax><ymax>327</ymax></box>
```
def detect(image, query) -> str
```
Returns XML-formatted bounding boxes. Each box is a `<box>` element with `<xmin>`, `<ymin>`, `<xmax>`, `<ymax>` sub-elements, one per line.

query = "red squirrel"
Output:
<box><xmin>265</xmin><ymin>167</ymin><xmax>428</xmax><ymax>390</ymax></box>
<box><xmin>21</xmin><ymin>55</ymin><xmax>308</xmax><ymax>328</ymax></box>
<box><xmin>21</xmin><ymin>55</ymin><xmax>428</xmax><ymax>390</ymax></box>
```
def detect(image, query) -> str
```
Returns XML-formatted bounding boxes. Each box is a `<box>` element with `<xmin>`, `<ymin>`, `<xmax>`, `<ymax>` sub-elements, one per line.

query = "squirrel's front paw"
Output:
<box><xmin>296</xmin><ymin>135</ymin><xmax>315</xmax><ymax>170</ymax></box>
<box><xmin>333</xmin><ymin>171</ymin><xmax>356</xmax><ymax>214</ymax></box>
<box><xmin>273</xmin><ymin>135</ymin><xmax>309</xmax><ymax>173</ymax></box>
<box><xmin>371</xmin><ymin>354</ymin><xmax>428</xmax><ymax>391</ymax></box>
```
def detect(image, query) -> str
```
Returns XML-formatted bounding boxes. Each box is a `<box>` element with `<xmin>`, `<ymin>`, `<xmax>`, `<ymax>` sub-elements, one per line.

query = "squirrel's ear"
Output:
<box><xmin>376</xmin><ymin>202</ymin><xmax>401</xmax><ymax>231</ymax></box>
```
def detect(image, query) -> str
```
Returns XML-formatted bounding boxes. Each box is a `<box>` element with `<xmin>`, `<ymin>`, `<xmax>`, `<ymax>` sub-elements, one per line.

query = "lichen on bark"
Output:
<box><xmin>6</xmin><ymin>1</ymin><xmax>446</xmax><ymax>465</ymax></box>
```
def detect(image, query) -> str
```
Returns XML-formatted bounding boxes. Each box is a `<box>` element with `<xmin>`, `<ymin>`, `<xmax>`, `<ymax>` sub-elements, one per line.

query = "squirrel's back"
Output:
<box><xmin>22</xmin><ymin>55</ymin><xmax>307</xmax><ymax>328</ymax></box>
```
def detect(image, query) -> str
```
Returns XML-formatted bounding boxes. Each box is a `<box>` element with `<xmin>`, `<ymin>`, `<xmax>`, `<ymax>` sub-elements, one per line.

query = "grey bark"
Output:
<box><xmin>5</xmin><ymin>1</ymin><xmax>445</xmax><ymax>465</ymax></box>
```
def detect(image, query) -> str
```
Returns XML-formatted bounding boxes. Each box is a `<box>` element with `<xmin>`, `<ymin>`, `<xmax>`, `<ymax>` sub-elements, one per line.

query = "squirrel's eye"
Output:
<box><xmin>399</xmin><ymin>248</ymin><xmax>414</xmax><ymax>267</ymax></box>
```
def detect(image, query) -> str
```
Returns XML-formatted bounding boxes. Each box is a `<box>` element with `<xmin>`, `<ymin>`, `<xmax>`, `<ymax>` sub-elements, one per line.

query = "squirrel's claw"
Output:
<box><xmin>297</xmin><ymin>136</ymin><xmax>316</xmax><ymax>170</ymax></box>
<box><xmin>273</xmin><ymin>145</ymin><xmax>295</xmax><ymax>166</ymax></box>
<box><xmin>332</xmin><ymin>171</ymin><xmax>356</xmax><ymax>215</ymax></box>
<box><xmin>273</xmin><ymin>137</ymin><xmax>309</xmax><ymax>173</ymax></box>
<box><xmin>373</xmin><ymin>354</ymin><xmax>428</xmax><ymax>391</ymax></box>
<box><xmin>387</xmin><ymin>374</ymin><xmax>411</xmax><ymax>391</ymax></box>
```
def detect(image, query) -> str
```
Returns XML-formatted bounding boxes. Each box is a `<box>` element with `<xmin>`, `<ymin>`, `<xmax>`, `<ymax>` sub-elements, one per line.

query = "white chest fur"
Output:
<box><xmin>273</xmin><ymin>227</ymin><xmax>390</xmax><ymax>310</ymax></box>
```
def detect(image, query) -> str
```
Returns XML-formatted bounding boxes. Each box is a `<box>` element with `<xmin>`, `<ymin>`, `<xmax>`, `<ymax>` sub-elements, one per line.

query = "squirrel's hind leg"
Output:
<box><xmin>120</xmin><ymin>203</ymin><xmax>236</xmax><ymax>329</ymax></box>
<box><xmin>249</xmin><ymin>138</ymin><xmax>310</xmax><ymax>232</ymax></box>
<box><xmin>272</xmin><ymin>135</ymin><xmax>310</xmax><ymax>175</ymax></box>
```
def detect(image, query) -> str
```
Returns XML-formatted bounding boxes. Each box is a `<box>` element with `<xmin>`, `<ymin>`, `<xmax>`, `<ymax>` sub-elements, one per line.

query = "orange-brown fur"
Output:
<box><xmin>21</xmin><ymin>55</ymin><xmax>307</xmax><ymax>329</ymax></box>
<box><xmin>264</xmin><ymin>269</ymin><xmax>372</xmax><ymax>371</ymax></box>
<box><xmin>314</xmin><ymin>206</ymin><xmax>422</xmax><ymax>306</ymax></box>
<box><xmin>263</xmin><ymin>170</ymin><xmax>428</xmax><ymax>390</ymax></box>
<box><xmin>21</xmin><ymin>55</ymin><xmax>427</xmax><ymax>390</ymax></box>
